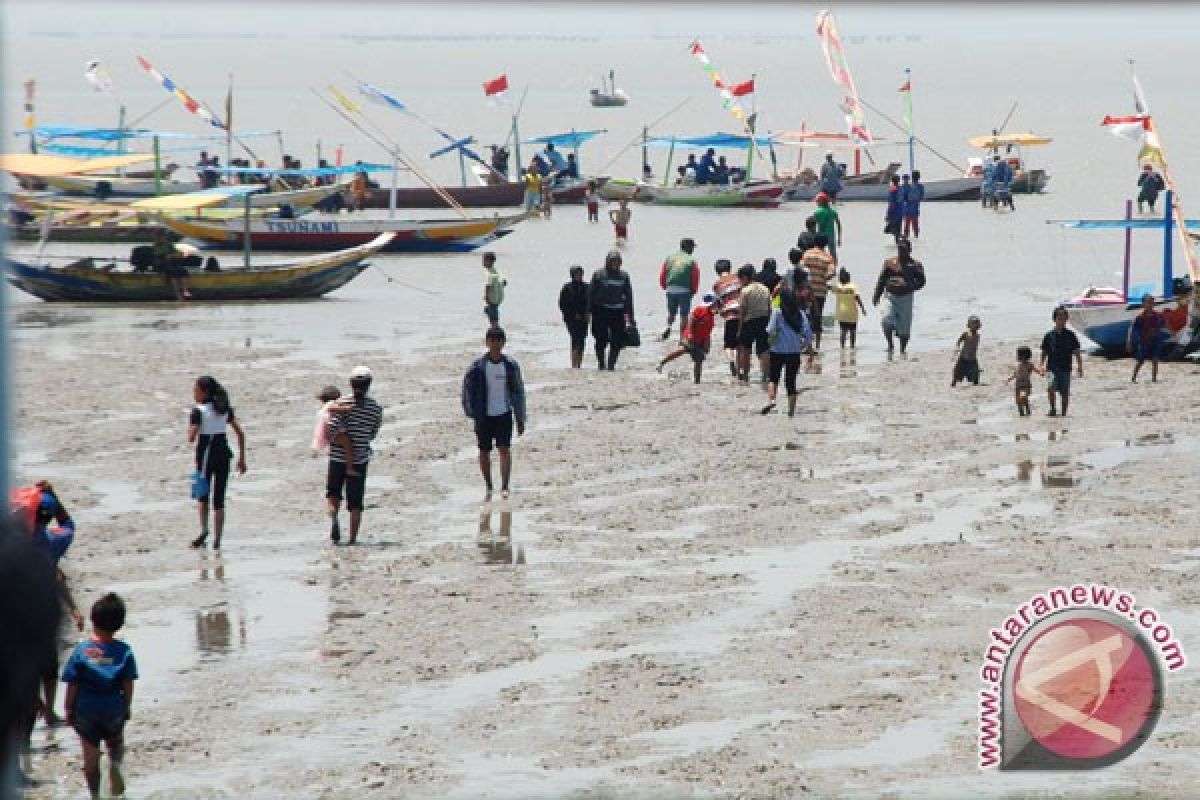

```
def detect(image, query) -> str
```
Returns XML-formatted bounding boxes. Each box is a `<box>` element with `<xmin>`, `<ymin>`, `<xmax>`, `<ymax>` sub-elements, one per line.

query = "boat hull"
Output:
<box><xmin>1064</xmin><ymin>297</ymin><xmax>1190</xmax><ymax>351</ymax></box>
<box><xmin>159</xmin><ymin>213</ymin><xmax>523</xmax><ymax>253</ymax></box>
<box><xmin>605</xmin><ymin>180</ymin><xmax>784</xmax><ymax>208</ymax></box>
<box><xmin>361</xmin><ymin>177</ymin><xmax>603</xmax><ymax>209</ymax></box>
<box><xmin>42</xmin><ymin>174</ymin><xmax>203</xmax><ymax>198</ymax></box>
<box><xmin>4</xmin><ymin>243</ymin><xmax>383</xmax><ymax>303</ymax></box>
<box><xmin>785</xmin><ymin>171</ymin><xmax>1049</xmax><ymax>202</ymax></box>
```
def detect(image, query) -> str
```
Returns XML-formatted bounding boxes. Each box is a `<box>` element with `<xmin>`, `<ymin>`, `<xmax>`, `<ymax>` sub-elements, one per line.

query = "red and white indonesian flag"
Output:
<box><xmin>1101</xmin><ymin>114</ymin><xmax>1150</xmax><ymax>142</ymax></box>
<box><xmin>1101</xmin><ymin>113</ymin><xmax>1163</xmax><ymax>166</ymax></box>
<box><xmin>483</xmin><ymin>74</ymin><xmax>509</xmax><ymax>104</ymax></box>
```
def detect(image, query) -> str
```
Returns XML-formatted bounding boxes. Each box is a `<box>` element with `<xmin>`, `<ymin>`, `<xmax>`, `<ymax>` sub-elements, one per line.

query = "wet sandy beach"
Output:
<box><xmin>12</xmin><ymin>304</ymin><xmax>1200</xmax><ymax>798</ymax></box>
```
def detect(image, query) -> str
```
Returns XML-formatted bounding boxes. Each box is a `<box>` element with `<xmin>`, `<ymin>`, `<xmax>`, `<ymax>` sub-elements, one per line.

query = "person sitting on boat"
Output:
<box><xmin>152</xmin><ymin>228</ymin><xmax>191</xmax><ymax>301</ymax></box>
<box><xmin>698</xmin><ymin>149</ymin><xmax>717</xmax><ymax>185</ymax></box>
<box><xmin>557</xmin><ymin>153</ymin><xmax>580</xmax><ymax>184</ymax></box>
<box><xmin>675</xmin><ymin>165</ymin><xmax>695</xmax><ymax>187</ymax></box>
<box><xmin>543</xmin><ymin>143</ymin><xmax>567</xmax><ymax>176</ymax></box>
<box><xmin>1137</xmin><ymin>163</ymin><xmax>1166</xmax><ymax>214</ymax></box>
<box><xmin>531</xmin><ymin>154</ymin><xmax>550</xmax><ymax>179</ymax></box>
<box><xmin>819</xmin><ymin>151</ymin><xmax>844</xmax><ymax>202</ymax></box>
<box><xmin>684</xmin><ymin>154</ymin><xmax>702</xmax><ymax>184</ymax></box>
<box><xmin>712</xmin><ymin>156</ymin><xmax>731</xmax><ymax>186</ymax></box>
<box><xmin>488</xmin><ymin>145</ymin><xmax>510</xmax><ymax>183</ymax></box>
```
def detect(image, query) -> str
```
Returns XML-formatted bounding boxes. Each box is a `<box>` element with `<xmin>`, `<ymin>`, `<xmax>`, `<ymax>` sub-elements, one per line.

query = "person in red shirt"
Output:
<box><xmin>1127</xmin><ymin>293</ymin><xmax>1167</xmax><ymax>383</ymax></box>
<box><xmin>656</xmin><ymin>293</ymin><xmax>717</xmax><ymax>383</ymax></box>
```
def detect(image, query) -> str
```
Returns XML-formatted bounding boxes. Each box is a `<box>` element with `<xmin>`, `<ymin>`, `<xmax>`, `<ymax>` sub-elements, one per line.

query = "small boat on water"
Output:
<box><xmin>5</xmin><ymin>233</ymin><xmax>393</xmax><ymax>303</ymax></box>
<box><xmin>159</xmin><ymin>211</ymin><xmax>529</xmax><ymax>253</ymax></box>
<box><xmin>589</xmin><ymin>70</ymin><xmax>628</xmax><ymax>108</ymax></box>
<box><xmin>965</xmin><ymin>132</ymin><xmax>1052</xmax><ymax>195</ymax></box>
<box><xmin>605</xmin><ymin>133</ymin><xmax>784</xmax><ymax>208</ymax></box>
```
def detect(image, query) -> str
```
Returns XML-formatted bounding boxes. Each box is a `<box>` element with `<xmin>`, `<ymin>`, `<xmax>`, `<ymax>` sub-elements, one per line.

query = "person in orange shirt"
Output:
<box><xmin>656</xmin><ymin>293</ymin><xmax>717</xmax><ymax>383</ymax></box>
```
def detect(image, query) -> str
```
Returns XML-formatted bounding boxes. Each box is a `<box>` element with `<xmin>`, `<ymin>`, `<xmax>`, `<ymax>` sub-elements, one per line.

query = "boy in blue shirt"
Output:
<box><xmin>62</xmin><ymin>593</ymin><xmax>138</xmax><ymax>799</ymax></box>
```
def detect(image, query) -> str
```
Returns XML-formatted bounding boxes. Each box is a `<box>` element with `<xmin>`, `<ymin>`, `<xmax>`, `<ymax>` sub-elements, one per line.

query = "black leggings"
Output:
<box><xmin>197</xmin><ymin>436</ymin><xmax>231</xmax><ymax>511</ymax></box>
<box><xmin>769</xmin><ymin>352</ymin><xmax>802</xmax><ymax>395</ymax></box>
<box><xmin>566</xmin><ymin>318</ymin><xmax>589</xmax><ymax>352</ymax></box>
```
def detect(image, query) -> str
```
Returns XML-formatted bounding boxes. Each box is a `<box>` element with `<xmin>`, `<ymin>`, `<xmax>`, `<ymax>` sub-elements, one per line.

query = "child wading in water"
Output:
<box><xmin>609</xmin><ymin>199</ymin><xmax>632</xmax><ymax>246</ymax></box>
<box><xmin>830</xmin><ymin>268</ymin><xmax>867</xmax><ymax>349</ymax></box>
<box><xmin>657</xmin><ymin>293</ymin><xmax>717</xmax><ymax>383</ymax></box>
<box><xmin>63</xmin><ymin>593</ymin><xmax>138</xmax><ymax>800</ymax></box>
<box><xmin>1006</xmin><ymin>346</ymin><xmax>1043</xmax><ymax>416</ymax></box>
<box><xmin>952</xmin><ymin>315</ymin><xmax>982</xmax><ymax>386</ymax></box>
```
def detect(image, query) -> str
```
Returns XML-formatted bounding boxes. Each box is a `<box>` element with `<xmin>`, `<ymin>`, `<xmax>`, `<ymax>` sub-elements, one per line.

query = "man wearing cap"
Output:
<box><xmin>813</xmin><ymin>192</ymin><xmax>842</xmax><ymax>265</ymax></box>
<box><xmin>659</xmin><ymin>238</ymin><xmax>700</xmax><ymax>341</ymax></box>
<box><xmin>326</xmin><ymin>366</ymin><xmax>383</xmax><ymax>545</ymax></box>
<box><xmin>590</xmin><ymin>251</ymin><xmax>635</xmax><ymax>371</ymax></box>
<box><xmin>461</xmin><ymin>327</ymin><xmax>527</xmax><ymax>499</ymax></box>
<box><xmin>818</xmin><ymin>151</ymin><xmax>844</xmax><ymax>201</ymax></box>
<box><xmin>656</xmin><ymin>293</ymin><xmax>717</xmax><ymax>384</ymax></box>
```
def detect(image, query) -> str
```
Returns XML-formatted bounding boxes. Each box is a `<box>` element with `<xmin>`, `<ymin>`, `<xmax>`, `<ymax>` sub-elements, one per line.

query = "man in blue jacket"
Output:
<box><xmin>461</xmin><ymin>327</ymin><xmax>527</xmax><ymax>499</ymax></box>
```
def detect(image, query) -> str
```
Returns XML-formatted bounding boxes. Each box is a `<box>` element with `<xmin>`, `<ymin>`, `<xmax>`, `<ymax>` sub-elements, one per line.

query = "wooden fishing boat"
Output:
<box><xmin>159</xmin><ymin>211</ymin><xmax>528</xmax><ymax>253</ymax></box>
<box><xmin>634</xmin><ymin>180</ymin><xmax>784</xmax><ymax>208</ymax></box>
<box><xmin>4</xmin><ymin>233</ymin><xmax>393</xmax><ymax>303</ymax></box>
<box><xmin>42</xmin><ymin>172</ymin><xmax>203</xmax><ymax>198</ymax></box>
<box><xmin>786</xmin><ymin>176</ymin><xmax>982</xmax><ymax>202</ymax></box>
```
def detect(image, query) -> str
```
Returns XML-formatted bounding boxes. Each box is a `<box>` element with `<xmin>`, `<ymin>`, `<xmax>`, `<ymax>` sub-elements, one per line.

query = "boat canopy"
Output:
<box><xmin>0</xmin><ymin>152</ymin><xmax>156</xmax><ymax>177</ymax></box>
<box><xmin>208</xmin><ymin>164</ymin><xmax>393</xmax><ymax>177</ymax></box>
<box><xmin>968</xmin><ymin>132</ymin><xmax>1052</xmax><ymax>149</ymax></box>
<box><xmin>16</xmin><ymin>125</ymin><xmax>280</xmax><ymax>142</ymax></box>
<box><xmin>523</xmin><ymin>130</ymin><xmax>607</xmax><ymax>149</ymax></box>
<box><xmin>130</xmin><ymin>185</ymin><xmax>263</xmax><ymax>211</ymax></box>
<box><xmin>645</xmin><ymin>133</ymin><xmax>778</xmax><ymax>149</ymax></box>
<box><xmin>1047</xmin><ymin>218</ymin><xmax>1200</xmax><ymax>230</ymax></box>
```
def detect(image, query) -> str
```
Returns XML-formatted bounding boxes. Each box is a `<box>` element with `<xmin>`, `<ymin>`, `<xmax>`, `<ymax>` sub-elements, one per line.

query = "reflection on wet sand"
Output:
<box><xmin>195</xmin><ymin>606</ymin><xmax>246</xmax><ymax>655</ymax></box>
<box><xmin>478</xmin><ymin>508</ymin><xmax>526</xmax><ymax>566</ymax></box>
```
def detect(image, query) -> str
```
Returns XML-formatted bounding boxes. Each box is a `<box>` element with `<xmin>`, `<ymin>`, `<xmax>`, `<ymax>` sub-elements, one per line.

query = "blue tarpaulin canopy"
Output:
<box><xmin>523</xmin><ymin>130</ymin><xmax>606</xmax><ymax>149</ymax></box>
<box><xmin>644</xmin><ymin>133</ymin><xmax>778</xmax><ymax>149</ymax></box>
<box><xmin>16</xmin><ymin>125</ymin><xmax>279</xmax><ymax>141</ymax></box>
<box><xmin>1048</xmin><ymin>219</ymin><xmax>1200</xmax><ymax>229</ymax></box>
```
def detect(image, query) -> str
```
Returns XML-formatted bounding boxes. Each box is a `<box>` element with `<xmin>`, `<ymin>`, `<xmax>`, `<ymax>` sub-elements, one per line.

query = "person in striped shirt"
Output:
<box><xmin>712</xmin><ymin>259</ymin><xmax>741</xmax><ymax>377</ymax></box>
<box><xmin>326</xmin><ymin>366</ymin><xmax>383</xmax><ymax>546</ymax></box>
<box><xmin>802</xmin><ymin>241</ymin><xmax>836</xmax><ymax>350</ymax></box>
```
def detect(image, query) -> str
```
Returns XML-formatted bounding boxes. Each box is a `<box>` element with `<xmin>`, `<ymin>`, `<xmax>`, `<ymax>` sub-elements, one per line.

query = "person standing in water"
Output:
<box><xmin>461</xmin><ymin>327</ymin><xmax>527</xmax><ymax>500</ymax></box>
<box><xmin>609</xmin><ymin>198</ymin><xmax>632</xmax><ymax>246</ymax></box>
<box><xmin>813</xmin><ymin>192</ymin><xmax>843</xmax><ymax>264</ymax></box>
<box><xmin>188</xmin><ymin>376</ymin><xmax>247</xmax><ymax>550</ymax></box>
<box><xmin>326</xmin><ymin>366</ymin><xmax>383</xmax><ymax>545</ymax></box>
<box><xmin>904</xmin><ymin>170</ymin><xmax>925</xmax><ymax>239</ymax></box>
<box><xmin>659</xmin><ymin>238</ymin><xmax>700</xmax><ymax>341</ymax></box>
<box><xmin>872</xmin><ymin>238</ymin><xmax>926</xmax><ymax>356</ymax></box>
<box><xmin>590</xmin><ymin>250</ymin><xmax>635</xmax><ymax>371</ymax></box>
<box><xmin>952</xmin><ymin>315</ymin><xmax>983</xmax><ymax>386</ymax></box>
<box><xmin>558</xmin><ymin>265</ymin><xmax>590</xmax><ymax>369</ymax></box>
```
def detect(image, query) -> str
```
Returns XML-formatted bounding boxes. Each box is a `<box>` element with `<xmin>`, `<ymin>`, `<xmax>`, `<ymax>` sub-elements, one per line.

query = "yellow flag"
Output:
<box><xmin>328</xmin><ymin>84</ymin><xmax>361</xmax><ymax>114</ymax></box>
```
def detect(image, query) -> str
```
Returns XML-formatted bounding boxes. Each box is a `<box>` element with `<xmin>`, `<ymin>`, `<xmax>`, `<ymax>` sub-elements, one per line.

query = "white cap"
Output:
<box><xmin>350</xmin><ymin>365</ymin><xmax>372</xmax><ymax>380</ymax></box>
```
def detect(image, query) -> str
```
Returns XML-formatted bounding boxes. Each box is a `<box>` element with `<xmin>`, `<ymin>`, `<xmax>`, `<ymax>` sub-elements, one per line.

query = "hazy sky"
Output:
<box><xmin>4</xmin><ymin>2</ymin><xmax>1197</xmax><ymax>41</ymax></box>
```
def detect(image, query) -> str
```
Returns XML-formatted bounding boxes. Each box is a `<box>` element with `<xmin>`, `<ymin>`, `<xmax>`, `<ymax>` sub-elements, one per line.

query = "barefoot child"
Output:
<box><xmin>1039</xmin><ymin>306</ymin><xmax>1084</xmax><ymax>417</ymax></box>
<box><xmin>1006</xmin><ymin>346</ymin><xmax>1043</xmax><ymax>416</ymax></box>
<box><xmin>1128</xmin><ymin>293</ymin><xmax>1166</xmax><ymax>383</ymax></box>
<box><xmin>952</xmin><ymin>315</ymin><xmax>982</xmax><ymax>386</ymax></box>
<box><xmin>63</xmin><ymin>593</ymin><xmax>138</xmax><ymax>800</ymax></box>
<box><xmin>609</xmin><ymin>199</ymin><xmax>632</xmax><ymax>246</ymax></box>
<box><xmin>830</xmin><ymin>268</ymin><xmax>867</xmax><ymax>349</ymax></box>
<box><xmin>585</xmin><ymin>181</ymin><xmax>601</xmax><ymax>223</ymax></box>
<box><xmin>657</xmin><ymin>293</ymin><xmax>717</xmax><ymax>383</ymax></box>
<box><xmin>311</xmin><ymin>386</ymin><xmax>351</xmax><ymax>454</ymax></box>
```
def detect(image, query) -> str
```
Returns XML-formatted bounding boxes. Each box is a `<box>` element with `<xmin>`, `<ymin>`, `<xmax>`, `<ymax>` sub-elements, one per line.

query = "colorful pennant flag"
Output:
<box><xmin>136</xmin><ymin>55</ymin><xmax>225</xmax><ymax>130</ymax></box>
<box><xmin>84</xmin><ymin>60</ymin><xmax>115</xmax><ymax>95</ymax></box>
<box><xmin>688</xmin><ymin>41</ymin><xmax>748</xmax><ymax>123</ymax></box>
<box><xmin>730</xmin><ymin>79</ymin><xmax>755</xmax><ymax>97</ymax></box>
<box><xmin>328</xmin><ymin>84</ymin><xmax>362</xmax><ymax>115</ymax></box>
<box><xmin>357</xmin><ymin>80</ymin><xmax>408</xmax><ymax>112</ymax></box>
<box><xmin>815</xmin><ymin>10</ymin><xmax>872</xmax><ymax>145</ymax></box>
<box><xmin>23</xmin><ymin>79</ymin><xmax>36</xmax><ymax>153</ymax></box>
<box><xmin>483</xmin><ymin>74</ymin><xmax>509</xmax><ymax>97</ymax></box>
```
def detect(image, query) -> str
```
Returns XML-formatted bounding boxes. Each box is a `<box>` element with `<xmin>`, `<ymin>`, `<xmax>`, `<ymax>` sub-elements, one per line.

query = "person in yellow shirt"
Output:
<box><xmin>830</xmin><ymin>268</ymin><xmax>867</xmax><ymax>349</ymax></box>
<box><xmin>522</xmin><ymin>168</ymin><xmax>542</xmax><ymax>212</ymax></box>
